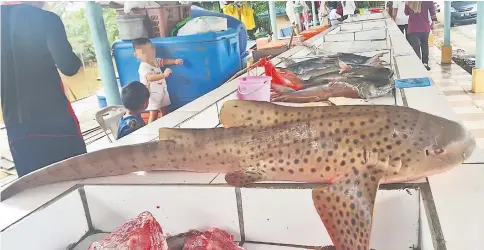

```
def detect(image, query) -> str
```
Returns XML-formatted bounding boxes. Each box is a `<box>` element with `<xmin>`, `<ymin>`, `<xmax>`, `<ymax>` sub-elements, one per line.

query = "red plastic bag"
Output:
<box><xmin>255</xmin><ymin>57</ymin><xmax>304</xmax><ymax>91</ymax></box>
<box><xmin>183</xmin><ymin>228</ymin><xmax>244</xmax><ymax>250</ymax></box>
<box><xmin>88</xmin><ymin>211</ymin><xmax>168</xmax><ymax>250</ymax></box>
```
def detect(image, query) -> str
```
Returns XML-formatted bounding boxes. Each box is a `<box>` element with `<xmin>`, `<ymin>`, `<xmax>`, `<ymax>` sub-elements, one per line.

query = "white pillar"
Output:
<box><xmin>269</xmin><ymin>1</ymin><xmax>279</xmax><ymax>40</ymax></box>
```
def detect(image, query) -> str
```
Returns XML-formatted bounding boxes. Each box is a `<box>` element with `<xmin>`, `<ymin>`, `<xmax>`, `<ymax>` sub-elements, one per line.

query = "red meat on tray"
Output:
<box><xmin>88</xmin><ymin>211</ymin><xmax>168</xmax><ymax>250</ymax></box>
<box><xmin>183</xmin><ymin>228</ymin><xmax>244</xmax><ymax>250</ymax></box>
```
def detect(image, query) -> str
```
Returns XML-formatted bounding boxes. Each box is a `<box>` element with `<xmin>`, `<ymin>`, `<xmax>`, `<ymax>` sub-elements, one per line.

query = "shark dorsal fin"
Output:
<box><xmin>219</xmin><ymin>100</ymin><xmax>320</xmax><ymax>128</ymax></box>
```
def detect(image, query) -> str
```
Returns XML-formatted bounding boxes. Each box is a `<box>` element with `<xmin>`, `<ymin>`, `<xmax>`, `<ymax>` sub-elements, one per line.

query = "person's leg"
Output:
<box><xmin>409</xmin><ymin>33</ymin><xmax>422</xmax><ymax>60</ymax></box>
<box><xmin>420</xmin><ymin>32</ymin><xmax>430</xmax><ymax>69</ymax></box>
<box><xmin>404</xmin><ymin>24</ymin><xmax>410</xmax><ymax>42</ymax></box>
<box><xmin>398</xmin><ymin>25</ymin><xmax>405</xmax><ymax>33</ymax></box>
<box><xmin>148</xmin><ymin>110</ymin><xmax>159</xmax><ymax>123</ymax></box>
<box><xmin>247</xmin><ymin>29</ymin><xmax>256</xmax><ymax>40</ymax></box>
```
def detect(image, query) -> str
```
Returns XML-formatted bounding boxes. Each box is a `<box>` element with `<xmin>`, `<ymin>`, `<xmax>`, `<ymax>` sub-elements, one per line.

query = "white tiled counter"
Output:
<box><xmin>386</xmin><ymin>16</ymin><xmax>484</xmax><ymax>250</ymax></box>
<box><xmin>2</xmin><ymin>13</ymin><xmax>480</xmax><ymax>250</ymax></box>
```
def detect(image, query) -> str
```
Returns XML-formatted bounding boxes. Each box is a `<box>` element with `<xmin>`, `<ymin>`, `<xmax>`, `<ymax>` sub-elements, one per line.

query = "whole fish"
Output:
<box><xmin>271</xmin><ymin>82</ymin><xmax>361</xmax><ymax>103</ymax></box>
<box><xmin>0</xmin><ymin>101</ymin><xmax>475</xmax><ymax>250</ymax></box>
<box><xmin>326</xmin><ymin>52</ymin><xmax>386</xmax><ymax>66</ymax></box>
<box><xmin>282</xmin><ymin>52</ymin><xmax>385</xmax><ymax>76</ymax></box>
<box><xmin>307</xmin><ymin>66</ymin><xmax>394</xmax><ymax>86</ymax></box>
<box><xmin>271</xmin><ymin>83</ymin><xmax>296</xmax><ymax>95</ymax></box>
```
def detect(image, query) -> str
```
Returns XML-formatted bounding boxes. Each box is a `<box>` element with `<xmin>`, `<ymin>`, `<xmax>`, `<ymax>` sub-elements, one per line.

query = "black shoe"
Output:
<box><xmin>424</xmin><ymin>64</ymin><xmax>431</xmax><ymax>71</ymax></box>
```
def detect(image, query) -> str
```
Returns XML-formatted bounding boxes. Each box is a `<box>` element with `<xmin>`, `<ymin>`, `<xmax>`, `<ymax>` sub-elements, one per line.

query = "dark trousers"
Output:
<box><xmin>398</xmin><ymin>24</ymin><xmax>410</xmax><ymax>42</ymax></box>
<box><xmin>247</xmin><ymin>29</ymin><xmax>256</xmax><ymax>40</ymax></box>
<box><xmin>409</xmin><ymin>32</ymin><xmax>430</xmax><ymax>64</ymax></box>
<box><xmin>6</xmin><ymin>115</ymin><xmax>87</xmax><ymax>177</ymax></box>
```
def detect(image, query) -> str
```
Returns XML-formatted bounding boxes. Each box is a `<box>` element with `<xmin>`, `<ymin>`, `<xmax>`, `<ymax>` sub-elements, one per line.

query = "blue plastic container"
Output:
<box><xmin>112</xmin><ymin>29</ymin><xmax>241</xmax><ymax>110</ymax></box>
<box><xmin>280</xmin><ymin>26</ymin><xmax>293</xmax><ymax>38</ymax></box>
<box><xmin>96</xmin><ymin>88</ymin><xmax>107</xmax><ymax>108</ymax></box>
<box><xmin>191</xmin><ymin>6</ymin><xmax>247</xmax><ymax>55</ymax></box>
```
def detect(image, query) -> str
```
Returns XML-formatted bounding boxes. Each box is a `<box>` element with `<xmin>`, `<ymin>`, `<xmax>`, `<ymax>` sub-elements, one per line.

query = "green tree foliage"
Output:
<box><xmin>45</xmin><ymin>2</ymin><xmax>119</xmax><ymax>64</ymax></box>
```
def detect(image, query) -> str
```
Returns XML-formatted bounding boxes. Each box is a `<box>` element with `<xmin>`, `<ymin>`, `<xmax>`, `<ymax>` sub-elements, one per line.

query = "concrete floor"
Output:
<box><xmin>434</xmin><ymin>11</ymin><xmax>477</xmax><ymax>55</ymax></box>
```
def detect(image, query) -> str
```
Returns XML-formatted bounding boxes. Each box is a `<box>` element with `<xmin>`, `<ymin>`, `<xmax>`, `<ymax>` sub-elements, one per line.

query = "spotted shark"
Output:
<box><xmin>0</xmin><ymin>100</ymin><xmax>475</xmax><ymax>250</ymax></box>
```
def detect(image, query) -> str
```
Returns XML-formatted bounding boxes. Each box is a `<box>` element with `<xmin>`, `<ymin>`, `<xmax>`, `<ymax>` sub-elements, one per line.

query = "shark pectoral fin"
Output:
<box><xmin>219</xmin><ymin>100</ymin><xmax>316</xmax><ymax>128</ymax></box>
<box><xmin>312</xmin><ymin>151</ymin><xmax>399</xmax><ymax>250</ymax></box>
<box><xmin>225</xmin><ymin>168</ymin><xmax>267</xmax><ymax>187</ymax></box>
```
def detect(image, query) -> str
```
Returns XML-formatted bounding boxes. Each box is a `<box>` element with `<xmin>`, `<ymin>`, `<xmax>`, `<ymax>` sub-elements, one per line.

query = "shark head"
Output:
<box><xmin>397</xmin><ymin>111</ymin><xmax>476</xmax><ymax>179</ymax></box>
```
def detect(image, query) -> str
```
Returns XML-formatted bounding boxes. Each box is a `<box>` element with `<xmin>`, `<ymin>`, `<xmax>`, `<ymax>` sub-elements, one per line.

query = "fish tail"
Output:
<box><xmin>0</xmin><ymin>140</ymin><xmax>174</xmax><ymax>201</ymax></box>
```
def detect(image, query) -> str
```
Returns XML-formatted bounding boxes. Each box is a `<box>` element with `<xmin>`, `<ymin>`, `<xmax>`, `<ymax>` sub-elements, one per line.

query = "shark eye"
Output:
<box><xmin>434</xmin><ymin>149</ymin><xmax>445</xmax><ymax>155</ymax></box>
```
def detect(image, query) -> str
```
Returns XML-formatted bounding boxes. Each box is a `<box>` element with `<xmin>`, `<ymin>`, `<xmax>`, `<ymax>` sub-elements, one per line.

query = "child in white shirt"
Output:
<box><xmin>133</xmin><ymin>38</ymin><xmax>183</xmax><ymax>123</ymax></box>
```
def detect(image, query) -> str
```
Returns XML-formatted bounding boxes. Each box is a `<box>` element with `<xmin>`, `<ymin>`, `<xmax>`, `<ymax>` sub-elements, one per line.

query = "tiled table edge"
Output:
<box><xmin>387</xmin><ymin>16</ymin><xmax>484</xmax><ymax>250</ymax></box>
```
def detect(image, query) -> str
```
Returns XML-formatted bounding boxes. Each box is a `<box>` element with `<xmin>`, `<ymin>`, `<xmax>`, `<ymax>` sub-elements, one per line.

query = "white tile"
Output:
<box><xmin>370</xmin><ymin>189</ymin><xmax>419</xmax><ymax>250</ymax></box>
<box><xmin>1</xmin><ymin>191</ymin><xmax>88</xmax><ymax>250</ymax></box>
<box><xmin>419</xmin><ymin>195</ymin><xmax>434</xmax><ymax>250</ymax></box>
<box><xmin>452</xmin><ymin>106</ymin><xmax>484</xmax><ymax>114</ymax></box>
<box><xmin>362</xmin><ymin>21</ymin><xmax>386</xmax><ymax>29</ymax></box>
<box><xmin>350</xmin><ymin>40</ymin><xmax>388</xmax><ymax>52</ymax></box>
<box><xmin>428</xmin><ymin>164</ymin><xmax>484</xmax><ymax>250</ymax></box>
<box><xmin>72</xmin><ymin>233</ymin><xmax>109</xmax><ymax>250</ymax></box>
<box><xmin>463</xmin><ymin>120</ymin><xmax>484</xmax><ymax>130</ymax></box>
<box><xmin>241</xmin><ymin>188</ymin><xmax>419</xmax><ymax>249</ymax></box>
<box><xmin>355</xmin><ymin>29</ymin><xmax>387</xmax><ymax>41</ymax></box>
<box><xmin>241</xmin><ymin>188</ymin><xmax>329</xmax><ymax>246</ymax></box>
<box><xmin>445</xmin><ymin>95</ymin><xmax>472</xmax><ymax>101</ymax></box>
<box><xmin>476</xmin><ymin>138</ymin><xmax>484</xmax><ymax>149</ymax></box>
<box><xmin>473</xmin><ymin>100</ymin><xmax>484</xmax><ymax>106</ymax></box>
<box><xmin>179</xmin><ymin>104</ymin><xmax>219</xmax><ymax>129</ymax></box>
<box><xmin>85</xmin><ymin>185</ymin><xmax>241</xmax><ymax>240</ymax></box>
<box><xmin>464</xmin><ymin>147</ymin><xmax>484</xmax><ymax>163</ymax></box>
<box><xmin>81</xmin><ymin>171</ymin><xmax>219</xmax><ymax>185</ymax></box>
<box><xmin>243</xmin><ymin>243</ymin><xmax>306</xmax><ymax>250</ymax></box>
<box><xmin>340</xmin><ymin>23</ymin><xmax>363</xmax><ymax>31</ymax></box>
<box><xmin>324</xmin><ymin>33</ymin><xmax>355</xmax><ymax>42</ymax></box>
<box><xmin>439</xmin><ymin>85</ymin><xmax>465</xmax><ymax>92</ymax></box>
<box><xmin>0</xmin><ymin>180</ymin><xmax>81</xmax><ymax>231</ymax></box>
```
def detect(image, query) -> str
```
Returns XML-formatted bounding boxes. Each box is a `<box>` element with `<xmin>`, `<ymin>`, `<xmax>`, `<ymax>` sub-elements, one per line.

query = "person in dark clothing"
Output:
<box><xmin>405</xmin><ymin>1</ymin><xmax>437</xmax><ymax>71</ymax></box>
<box><xmin>1</xmin><ymin>2</ymin><xmax>87</xmax><ymax>177</ymax></box>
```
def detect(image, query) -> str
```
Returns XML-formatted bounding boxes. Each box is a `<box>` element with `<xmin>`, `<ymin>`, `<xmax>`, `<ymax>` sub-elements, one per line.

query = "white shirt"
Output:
<box><xmin>138</xmin><ymin>59</ymin><xmax>171</xmax><ymax>110</ymax></box>
<box><xmin>286</xmin><ymin>1</ymin><xmax>298</xmax><ymax>25</ymax></box>
<box><xmin>342</xmin><ymin>1</ymin><xmax>356</xmax><ymax>16</ymax></box>
<box><xmin>329</xmin><ymin>9</ymin><xmax>342</xmax><ymax>26</ymax></box>
<box><xmin>393</xmin><ymin>1</ymin><xmax>409</xmax><ymax>25</ymax></box>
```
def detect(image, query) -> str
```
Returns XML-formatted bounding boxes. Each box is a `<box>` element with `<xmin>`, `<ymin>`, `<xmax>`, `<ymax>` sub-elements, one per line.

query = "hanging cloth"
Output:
<box><xmin>222</xmin><ymin>3</ymin><xmax>240</xmax><ymax>20</ymax></box>
<box><xmin>240</xmin><ymin>2</ymin><xmax>256</xmax><ymax>30</ymax></box>
<box><xmin>286</xmin><ymin>1</ymin><xmax>298</xmax><ymax>25</ymax></box>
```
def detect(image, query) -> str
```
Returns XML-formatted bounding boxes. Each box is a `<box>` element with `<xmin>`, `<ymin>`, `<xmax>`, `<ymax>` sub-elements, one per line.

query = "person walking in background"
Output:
<box><xmin>405</xmin><ymin>1</ymin><xmax>437</xmax><ymax>71</ymax></box>
<box><xmin>1</xmin><ymin>1</ymin><xmax>87</xmax><ymax>177</ymax></box>
<box><xmin>393</xmin><ymin>1</ymin><xmax>409</xmax><ymax>42</ymax></box>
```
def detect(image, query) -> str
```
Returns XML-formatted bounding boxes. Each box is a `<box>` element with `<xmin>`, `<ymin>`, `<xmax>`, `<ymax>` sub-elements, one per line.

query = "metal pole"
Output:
<box><xmin>85</xmin><ymin>2</ymin><xmax>121</xmax><ymax>105</ymax></box>
<box><xmin>311</xmin><ymin>1</ymin><xmax>318</xmax><ymax>26</ymax></box>
<box><xmin>477</xmin><ymin>2</ymin><xmax>484</xmax><ymax>69</ymax></box>
<box><xmin>268</xmin><ymin>1</ymin><xmax>278</xmax><ymax>40</ymax></box>
<box><xmin>443</xmin><ymin>1</ymin><xmax>451</xmax><ymax>46</ymax></box>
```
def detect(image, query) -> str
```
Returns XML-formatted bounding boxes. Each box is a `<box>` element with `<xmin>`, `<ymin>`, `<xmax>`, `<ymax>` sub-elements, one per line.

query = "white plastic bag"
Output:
<box><xmin>177</xmin><ymin>16</ymin><xmax>228</xmax><ymax>36</ymax></box>
<box><xmin>123</xmin><ymin>1</ymin><xmax>160</xmax><ymax>14</ymax></box>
